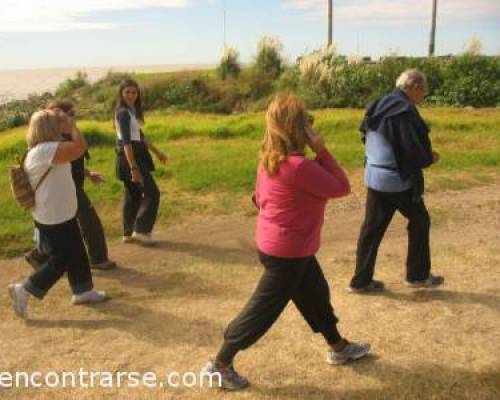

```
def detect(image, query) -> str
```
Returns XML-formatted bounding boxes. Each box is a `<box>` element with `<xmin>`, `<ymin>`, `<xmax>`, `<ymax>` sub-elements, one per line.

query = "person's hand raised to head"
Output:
<box><xmin>304</xmin><ymin>119</ymin><xmax>326</xmax><ymax>154</ymax></box>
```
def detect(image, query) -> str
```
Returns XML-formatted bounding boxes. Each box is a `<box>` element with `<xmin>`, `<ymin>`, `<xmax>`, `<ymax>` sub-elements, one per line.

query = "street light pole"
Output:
<box><xmin>328</xmin><ymin>0</ymin><xmax>333</xmax><ymax>47</ymax></box>
<box><xmin>223</xmin><ymin>1</ymin><xmax>227</xmax><ymax>49</ymax></box>
<box><xmin>428</xmin><ymin>0</ymin><xmax>437</xmax><ymax>56</ymax></box>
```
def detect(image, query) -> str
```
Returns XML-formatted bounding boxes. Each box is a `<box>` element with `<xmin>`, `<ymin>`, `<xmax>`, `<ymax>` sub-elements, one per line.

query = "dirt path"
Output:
<box><xmin>1</xmin><ymin>184</ymin><xmax>499</xmax><ymax>399</ymax></box>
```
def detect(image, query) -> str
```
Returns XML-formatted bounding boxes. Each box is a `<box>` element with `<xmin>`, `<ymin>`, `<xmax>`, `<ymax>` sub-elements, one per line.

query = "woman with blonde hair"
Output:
<box><xmin>24</xmin><ymin>100</ymin><xmax>117</xmax><ymax>271</ymax></box>
<box><xmin>205</xmin><ymin>94</ymin><xmax>370</xmax><ymax>390</ymax></box>
<box><xmin>8</xmin><ymin>109</ymin><xmax>108</xmax><ymax>320</ymax></box>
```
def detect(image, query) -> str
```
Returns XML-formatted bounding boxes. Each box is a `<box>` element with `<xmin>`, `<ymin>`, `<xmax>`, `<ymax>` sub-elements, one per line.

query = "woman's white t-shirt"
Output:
<box><xmin>24</xmin><ymin>142</ymin><xmax>77</xmax><ymax>225</ymax></box>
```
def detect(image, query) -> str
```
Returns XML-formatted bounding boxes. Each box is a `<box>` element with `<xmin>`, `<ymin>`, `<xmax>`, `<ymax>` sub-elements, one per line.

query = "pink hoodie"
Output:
<box><xmin>255</xmin><ymin>149</ymin><xmax>350</xmax><ymax>258</ymax></box>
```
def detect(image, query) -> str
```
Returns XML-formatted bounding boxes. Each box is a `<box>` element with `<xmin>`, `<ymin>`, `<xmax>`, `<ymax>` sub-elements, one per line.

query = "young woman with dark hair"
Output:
<box><xmin>114</xmin><ymin>79</ymin><xmax>168</xmax><ymax>245</ymax></box>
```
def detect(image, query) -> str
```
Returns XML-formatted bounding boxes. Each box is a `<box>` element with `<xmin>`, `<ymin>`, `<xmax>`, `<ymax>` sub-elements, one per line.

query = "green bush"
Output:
<box><xmin>0</xmin><ymin>114</ymin><xmax>25</xmax><ymax>131</ymax></box>
<box><xmin>218</xmin><ymin>45</ymin><xmax>241</xmax><ymax>80</ymax></box>
<box><xmin>433</xmin><ymin>55</ymin><xmax>500</xmax><ymax>107</ymax></box>
<box><xmin>255</xmin><ymin>36</ymin><xmax>284</xmax><ymax>79</ymax></box>
<box><xmin>0</xmin><ymin>92</ymin><xmax>53</xmax><ymax>133</ymax></box>
<box><xmin>54</xmin><ymin>71</ymin><xmax>89</xmax><ymax>98</ymax></box>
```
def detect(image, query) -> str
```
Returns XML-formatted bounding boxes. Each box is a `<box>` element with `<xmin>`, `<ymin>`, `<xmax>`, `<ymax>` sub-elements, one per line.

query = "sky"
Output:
<box><xmin>0</xmin><ymin>0</ymin><xmax>499</xmax><ymax>70</ymax></box>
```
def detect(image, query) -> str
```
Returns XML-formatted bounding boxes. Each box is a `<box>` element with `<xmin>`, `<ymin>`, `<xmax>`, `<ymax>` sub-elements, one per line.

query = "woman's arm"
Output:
<box><xmin>295</xmin><ymin>152</ymin><xmax>351</xmax><ymax>199</ymax></box>
<box><xmin>142</xmin><ymin>133</ymin><xmax>168</xmax><ymax>164</ymax></box>
<box><xmin>52</xmin><ymin>121</ymin><xmax>87</xmax><ymax>164</ymax></box>
<box><xmin>297</xmin><ymin>125</ymin><xmax>350</xmax><ymax>199</ymax></box>
<box><xmin>146</xmin><ymin>141</ymin><xmax>168</xmax><ymax>164</ymax></box>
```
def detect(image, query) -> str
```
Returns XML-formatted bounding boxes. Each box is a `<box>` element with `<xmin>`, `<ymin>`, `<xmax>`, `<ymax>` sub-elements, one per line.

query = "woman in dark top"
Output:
<box><xmin>115</xmin><ymin>79</ymin><xmax>168</xmax><ymax>245</ymax></box>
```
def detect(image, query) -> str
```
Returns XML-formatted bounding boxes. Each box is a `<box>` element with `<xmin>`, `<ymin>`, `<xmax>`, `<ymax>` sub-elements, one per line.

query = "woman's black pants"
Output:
<box><xmin>222</xmin><ymin>252</ymin><xmax>340</xmax><ymax>357</ymax></box>
<box><xmin>121</xmin><ymin>169</ymin><xmax>160</xmax><ymax>236</ymax></box>
<box><xmin>24</xmin><ymin>217</ymin><xmax>93</xmax><ymax>299</ymax></box>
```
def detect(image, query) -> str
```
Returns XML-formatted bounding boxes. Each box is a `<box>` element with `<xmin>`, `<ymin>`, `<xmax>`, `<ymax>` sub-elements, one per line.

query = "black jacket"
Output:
<box><xmin>61</xmin><ymin>133</ymin><xmax>89</xmax><ymax>188</ymax></box>
<box><xmin>360</xmin><ymin>89</ymin><xmax>433</xmax><ymax>200</ymax></box>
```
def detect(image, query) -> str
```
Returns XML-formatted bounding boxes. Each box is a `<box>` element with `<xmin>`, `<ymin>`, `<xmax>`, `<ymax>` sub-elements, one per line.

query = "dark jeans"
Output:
<box><xmin>350</xmin><ymin>188</ymin><xmax>431</xmax><ymax>288</ymax></box>
<box><xmin>24</xmin><ymin>218</ymin><xmax>93</xmax><ymax>299</ymax></box>
<box><xmin>28</xmin><ymin>186</ymin><xmax>109</xmax><ymax>266</ymax></box>
<box><xmin>76</xmin><ymin>187</ymin><xmax>109</xmax><ymax>264</ymax></box>
<box><xmin>223</xmin><ymin>252</ymin><xmax>340</xmax><ymax>352</ymax></box>
<box><xmin>122</xmin><ymin>169</ymin><xmax>160</xmax><ymax>236</ymax></box>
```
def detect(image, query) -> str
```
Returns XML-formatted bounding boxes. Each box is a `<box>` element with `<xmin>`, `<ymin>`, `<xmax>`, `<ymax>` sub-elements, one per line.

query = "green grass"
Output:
<box><xmin>0</xmin><ymin>107</ymin><xmax>499</xmax><ymax>258</ymax></box>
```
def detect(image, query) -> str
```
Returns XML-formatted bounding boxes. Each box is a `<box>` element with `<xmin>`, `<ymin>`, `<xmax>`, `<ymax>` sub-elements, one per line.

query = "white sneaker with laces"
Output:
<box><xmin>327</xmin><ymin>341</ymin><xmax>371</xmax><ymax>365</ymax></box>
<box><xmin>8</xmin><ymin>283</ymin><xmax>30</xmax><ymax>319</ymax></box>
<box><xmin>202</xmin><ymin>360</ymin><xmax>249</xmax><ymax>391</ymax></box>
<box><xmin>72</xmin><ymin>290</ymin><xmax>109</xmax><ymax>305</ymax></box>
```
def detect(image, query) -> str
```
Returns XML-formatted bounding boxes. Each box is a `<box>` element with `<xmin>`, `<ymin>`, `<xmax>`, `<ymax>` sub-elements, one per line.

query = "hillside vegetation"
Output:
<box><xmin>1</xmin><ymin>51</ymin><xmax>498</xmax><ymax>132</ymax></box>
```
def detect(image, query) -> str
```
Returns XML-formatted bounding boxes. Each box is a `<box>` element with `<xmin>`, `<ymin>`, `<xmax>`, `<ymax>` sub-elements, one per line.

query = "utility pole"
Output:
<box><xmin>328</xmin><ymin>0</ymin><xmax>333</xmax><ymax>47</ymax></box>
<box><xmin>428</xmin><ymin>0</ymin><xmax>437</xmax><ymax>56</ymax></box>
<box><xmin>223</xmin><ymin>1</ymin><xmax>227</xmax><ymax>49</ymax></box>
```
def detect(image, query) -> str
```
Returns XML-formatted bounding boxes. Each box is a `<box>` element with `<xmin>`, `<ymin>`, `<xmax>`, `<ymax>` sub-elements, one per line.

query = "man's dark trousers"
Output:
<box><xmin>350</xmin><ymin>188</ymin><xmax>431</xmax><ymax>288</ymax></box>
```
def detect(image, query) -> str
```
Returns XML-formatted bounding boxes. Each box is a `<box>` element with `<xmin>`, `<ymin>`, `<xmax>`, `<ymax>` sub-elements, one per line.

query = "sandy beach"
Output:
<box><xmin>0</xmin><ymin>64</ymin><xmax>214</xmax><ymax>104</ymax></box>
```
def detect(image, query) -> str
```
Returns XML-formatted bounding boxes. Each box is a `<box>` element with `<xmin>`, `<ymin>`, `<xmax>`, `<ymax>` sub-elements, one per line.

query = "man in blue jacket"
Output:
<box><xmin>349</xmin><ymin>69</ymin><xmax>444</xmax><ymax>293</ymax></box>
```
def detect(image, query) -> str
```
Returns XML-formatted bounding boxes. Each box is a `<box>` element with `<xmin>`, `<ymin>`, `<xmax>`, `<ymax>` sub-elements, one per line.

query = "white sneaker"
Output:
<box><xmin>8</xmin><ymin>283</ymin><xmax>29</xmax><ymax>319</ymax></box>
<box><xmin>202</xmin><ymin>360</ymin><xmax>249</xmax><ymax>391</ymax></box>
<box><xmin>72</xmin><ymin>290</ymin><xmax>109</xmax><ymax>305</ymax></box>
<box><xmin>122</xmin><ymin>235</ymin><xmax>134</xmax><ymax>243</ymax></box>
<box><xmin>327</xmin><ymin>341</ymin><xmax>371</xmax><ymax>365</ymax></box>
<box><xmin>132</xmin><ymin>232</ymin><xmax>156</xmax><ymax>246</ymax></box>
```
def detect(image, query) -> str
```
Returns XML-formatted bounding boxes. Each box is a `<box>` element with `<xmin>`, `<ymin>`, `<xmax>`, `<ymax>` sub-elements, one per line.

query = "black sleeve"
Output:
<box><xmin>395</xmin><ymin>115</ymin><xmax>433</xmax><ymax>171</ymax></box>
<box><xmin>116</xmin><ymin>109</ymin><xmax>132</xmax><ymax>144</ymax></box>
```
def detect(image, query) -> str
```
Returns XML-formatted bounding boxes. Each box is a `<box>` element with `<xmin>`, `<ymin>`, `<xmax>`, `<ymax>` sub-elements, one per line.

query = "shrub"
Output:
<box><xmin>54</xmin><ymin>71</ymin><xmax>89</xmax><ymax>98</ymax></box>
<box><xmin>218</xmin><ymin>45</ymin><xmax>241</xmax><ymax>80</ymax></box>
<box><xmin>247</xmin><ymin>67</ymin><xmax>275</xmax><ymax>101</ymax></box>
<box><xmin>0</xmin><ymin>92</ymin><xmax>53</xmax><ymax>132</ymax></box>
<box><xmin>433</xmin><ymin>55</ymin><xmax>500</xmax><ymax>107</ymax></box>
<box><xmin>255</xmin><ymin>36</ymin><xmax>284</xmax><ymax>79</ymax></box>
<box><xmin>276</xmin><ymin>67</ymin><xmax>300</xmax><ymax>92</ymax></box>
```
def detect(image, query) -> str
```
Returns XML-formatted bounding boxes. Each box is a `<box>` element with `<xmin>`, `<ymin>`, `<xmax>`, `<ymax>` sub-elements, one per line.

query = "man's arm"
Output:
<box><xmin>394</xmin><ymin>115</ymin><xmax>434</xmax><ymax>171</ymax></box>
